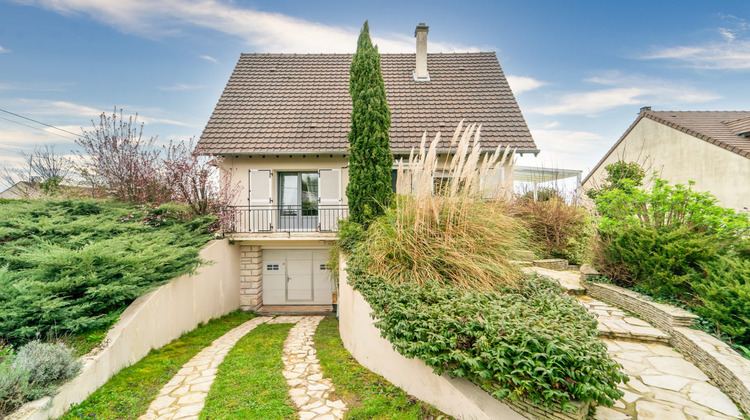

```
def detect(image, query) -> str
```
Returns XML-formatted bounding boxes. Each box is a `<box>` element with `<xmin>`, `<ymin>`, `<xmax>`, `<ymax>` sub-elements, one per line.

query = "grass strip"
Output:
<box><xmin>62</xmin><ymin>310</ymin><xmax>254</xmax><ymax>419</ymax></box>
<box><xmin>314</xmin><ymin>316</ymin><xmax>448</xmax><ymax>419</ymax></box>
<box><xmin>201</xmin><ymin>323</ymin><xmax>296</xmax><ymax>419</ymax></box>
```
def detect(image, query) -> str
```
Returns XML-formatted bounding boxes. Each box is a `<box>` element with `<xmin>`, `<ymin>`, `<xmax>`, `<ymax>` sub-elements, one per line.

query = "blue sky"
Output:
<box><xmin>1</xmin><ymin>0</ymin><xmax>749</xmax><ymax>186</ymax></box>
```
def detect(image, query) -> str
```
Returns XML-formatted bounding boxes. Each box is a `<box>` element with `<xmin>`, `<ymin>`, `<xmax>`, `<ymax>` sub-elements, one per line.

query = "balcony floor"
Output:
<box><xmin>227</xmin><ymin>231</ymin><xmax>339</xmax><ymax>241</ymax></box>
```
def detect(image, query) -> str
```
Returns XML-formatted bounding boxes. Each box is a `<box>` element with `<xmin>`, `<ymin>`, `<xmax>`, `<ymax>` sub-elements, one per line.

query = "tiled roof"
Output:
<box><xmin>643</xmin><ymin>111</ymin><xmax>750</xmax><ymax>159</ymax></box>
<box><xmin>198</xmin><ymin>53</ymin><xmax>537</xmax><ymax>154</ymax></box>
<box><xmin>583</xmin><ymin>110</ymin><xmax>750</xmax><ymax>184</ymax></box>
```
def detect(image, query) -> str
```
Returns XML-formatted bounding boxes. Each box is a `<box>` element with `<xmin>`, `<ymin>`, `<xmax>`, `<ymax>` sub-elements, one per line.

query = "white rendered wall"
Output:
<box><xmin>10</xmin><ymin>240</ymin><xmax>241</xmax><ymax>420</ymax></box>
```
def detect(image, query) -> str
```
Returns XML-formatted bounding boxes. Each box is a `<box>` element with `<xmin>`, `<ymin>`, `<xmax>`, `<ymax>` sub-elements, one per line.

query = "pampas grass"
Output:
<box><xmin>364</xmin><ymin>122</ymin><xmax>529</xmax><ymax>291</ymax></box>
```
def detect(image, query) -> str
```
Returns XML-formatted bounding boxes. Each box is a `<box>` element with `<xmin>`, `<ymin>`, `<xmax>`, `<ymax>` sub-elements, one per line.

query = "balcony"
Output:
<box><xmin>222</xmin><ymin>205</ymin><xmax>349</xmax><ymax>234</ymax></box>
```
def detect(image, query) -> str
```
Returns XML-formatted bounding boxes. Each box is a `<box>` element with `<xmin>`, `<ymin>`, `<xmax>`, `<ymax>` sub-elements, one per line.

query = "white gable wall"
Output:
<box><xmin>583</xmin><ymin>118</ymin><xmax>750</xmax><ymax>212</ymax></box>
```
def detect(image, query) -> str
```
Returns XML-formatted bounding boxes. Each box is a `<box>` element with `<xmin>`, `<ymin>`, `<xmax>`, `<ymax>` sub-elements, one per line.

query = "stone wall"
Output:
<box><xmin>9</xmin><ymin>240</ymin><xmax>241</xmax><ymax>420</ymax></box>
<box><xmin>583</xmin><ymin>280</ymin><xmax>750</xmax><ymax>415</ymax></box>
<box><xmin>339</xmin><ymin>256</ymin><xmax>589</xmax><ymax>420</ymax></box>
<box><xmin>239</xmin><ymin>245</ymin><xmax>262</xmax><ymax>311</ymax></box>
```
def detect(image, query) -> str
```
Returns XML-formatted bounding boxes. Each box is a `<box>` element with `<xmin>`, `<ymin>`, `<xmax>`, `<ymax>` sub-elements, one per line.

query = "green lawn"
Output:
<box><xmin>61</xmin><ymin>313</ymin><xmax>448</xmax><ymax>420</ymax></box>
<box><xmin>62</xmin><ymin>311</ymin><xmax>254</xmax><ymax>419</ymax></box>
<box><xmin>201</xmin><ymin>323</ymin><xmax>297</xmax><ymax>419</ymax></box>
<box><xmin>314</xmin><ymin>316</ymin><xmax>448</xmax><ymax>419</ymax></box>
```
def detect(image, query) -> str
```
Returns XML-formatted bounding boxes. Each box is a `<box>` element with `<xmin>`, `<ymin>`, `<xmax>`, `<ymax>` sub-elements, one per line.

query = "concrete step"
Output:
<box><xmin>256</xmin><ymin>305</ymin><xmax>333</xmax><ymax>315</ymax></box>
<box><xmin>578</xmin><ymin>296</ymin><xmax>671</xmax><ymax>344</ymax></box>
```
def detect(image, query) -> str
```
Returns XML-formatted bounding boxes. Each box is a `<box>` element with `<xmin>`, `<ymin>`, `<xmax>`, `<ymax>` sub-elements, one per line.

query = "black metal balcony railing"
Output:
<box><xmin>222</xmin><ymin>205</ymin><xmax>349</xmax><ymax>233</ymax></box>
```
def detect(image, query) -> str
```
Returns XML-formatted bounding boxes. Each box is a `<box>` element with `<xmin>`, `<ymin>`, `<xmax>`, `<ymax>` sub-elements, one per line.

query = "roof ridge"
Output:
<box><xmin>239</xmin><ymin>51</ymin><xmax>496</xmax><ymax>57</ymax></box>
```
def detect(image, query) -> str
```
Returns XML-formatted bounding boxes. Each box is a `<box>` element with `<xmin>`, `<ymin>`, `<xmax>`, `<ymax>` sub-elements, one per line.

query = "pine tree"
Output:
<box><xmin>346</xmin><ymin>21</ymin><xmax>394</xmax><ymax>226</ymax></box>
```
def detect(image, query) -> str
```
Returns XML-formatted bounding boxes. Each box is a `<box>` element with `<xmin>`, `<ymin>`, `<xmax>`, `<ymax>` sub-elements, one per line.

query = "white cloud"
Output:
<box><xmin>15</xmin><ymin>0</ymin><xmax>481</xmax><ymax>53</ymax></box>
<box><xmin>0</xmin><ymin>45</ymin><xmax>9</xmax><ymax>53</ymax></box>
<box><xmin>158</xmin><ymin>83</ymin><xmax>206</xmax><ymax>91</ymax></box>
<box><xmin>531</xmin><ymin>73</ymin><xmax>720</xmax><ymax>116</ymax></box>
<box><xmin>506</xmin><ymin>75</ymin><xmax>546</xmax><ymax>95</ymax></box>
<box><xmin>642</xmin><ymin>17</ymin><xmax>750</xmax><ymax>70</ymax></box>
<box><xmin>7</xmin><ymin>99</ymin><xmax>191</xmax><ymax>127</ymax></box>
<box><xmin>200</xmin><ymin>55</ymin><xmax>219</xmax><ymax>63</ymax></box>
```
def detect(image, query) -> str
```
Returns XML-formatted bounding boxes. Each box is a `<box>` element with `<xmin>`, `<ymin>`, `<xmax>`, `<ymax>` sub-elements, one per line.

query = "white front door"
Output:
<box><xmin>262</xmin><ymin>249</ymin><xmax>333</xmax><ymax>305</ymax></box>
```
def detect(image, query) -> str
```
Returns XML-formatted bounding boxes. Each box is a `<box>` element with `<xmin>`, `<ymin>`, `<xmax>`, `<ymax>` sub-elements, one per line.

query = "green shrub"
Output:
<box><xmin>593</xmin><ymin>170</ymin><xmax>750</xmax><ymax>347</ymax></box>
<box><xmin>0</xmin><ymin>340</ymin><xmax>81</xmax><ymax>417</ymax></box>
<box><xmin>693</xmin><ymin>255</ymin><xmax>750</xmax><ymax>345</ymax></box>
<box><xmin>348</xmin><ymin>258</ymin><xmax>626</xmax><ymax>410</ymax></box>
<box><xmin>0</xmin><ymin>199</ymin><xmax>214</xmax><ymax>345</ymax></box>
<box><xmin>514</xmin><ymin>198</ymin><xmax>593</xmax><ymax>264</ymax></box>
<box><xmin>346</xmin><ymin>21</ymin><xmax>394</xmax><ymax>226</ymax></box>
<box><xmin>12</xmin><ymin>340</ymin><xmax>82</xmax><ymax>400</ymax></box>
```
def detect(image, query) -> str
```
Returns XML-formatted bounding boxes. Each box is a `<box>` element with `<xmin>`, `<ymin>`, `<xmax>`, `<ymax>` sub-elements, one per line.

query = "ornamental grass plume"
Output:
<box><xmin>364</xmin><ymin>122</ymin><xmax>529</xmax><ymax>291</ymax></box>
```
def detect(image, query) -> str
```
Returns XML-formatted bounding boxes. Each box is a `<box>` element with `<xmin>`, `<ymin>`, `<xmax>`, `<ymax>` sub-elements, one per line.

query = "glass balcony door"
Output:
<box><xmin>278</xmin><ymin>172</ymin><xmax>319</xmax><ymax>231</ymax></box>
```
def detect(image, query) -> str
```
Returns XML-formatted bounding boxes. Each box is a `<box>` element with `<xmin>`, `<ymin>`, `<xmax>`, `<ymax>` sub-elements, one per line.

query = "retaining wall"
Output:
<box><xmin>10</xmin><ymin>239</ymin><xmax>242</xmax><ymax>420</ymax></box>
<box><xmin>338</xmin><ymin>257</ymin><xmax>588</xmax><ymax>420</ymax></box>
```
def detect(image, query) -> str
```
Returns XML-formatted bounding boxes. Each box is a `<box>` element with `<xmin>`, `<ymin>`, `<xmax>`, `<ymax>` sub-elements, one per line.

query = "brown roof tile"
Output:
<box><xmin>198</xmin><ymin>53</ymin><xmax>537</xmax><ymax>154</ymax></box>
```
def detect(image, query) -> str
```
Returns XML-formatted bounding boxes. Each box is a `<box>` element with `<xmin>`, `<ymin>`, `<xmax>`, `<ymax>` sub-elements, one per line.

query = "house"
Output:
<box><xmin>583</xmin><ymin>108</ymin><xmax>750</xmax><ymax>213</ymax></box>
<box><xmin>0</xmin><ymin>181</ymin><xmax>41</xmax><ymax>199</ymax></box>
<box><xmin>197</xmin><ymin>23</ymin><xmax>537</xmax><ymax>313</ymax></box>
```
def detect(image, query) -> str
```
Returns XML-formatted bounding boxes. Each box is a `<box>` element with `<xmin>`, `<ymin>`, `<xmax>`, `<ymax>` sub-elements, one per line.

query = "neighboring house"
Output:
<box><xmin>583</xmin><ymin>108</ymin><xmax>750</xmax><ymax>213</ymax></box>
<box><xmin>197</xmin><ymin>23</ymin><xmax>537</xmax><ymax>312</ymax></box>
<box><xmin>0</xmin><ymin>181</ymin><xmax>41</xmax><ymax>199</ymax></box>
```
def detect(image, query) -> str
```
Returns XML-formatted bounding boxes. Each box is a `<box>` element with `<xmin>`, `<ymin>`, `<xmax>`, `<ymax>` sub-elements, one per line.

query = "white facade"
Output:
<box><xmin>221</xmin><ymin>153</ymin><xmax>513</xmax><ymax>310</ymax></box>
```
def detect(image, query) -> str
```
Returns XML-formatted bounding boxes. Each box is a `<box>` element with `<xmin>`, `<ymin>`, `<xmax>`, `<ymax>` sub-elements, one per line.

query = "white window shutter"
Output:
<box><xmin>249</xmin><ymin>169</ymin><xmax>272</xmax><ymax>231</ymax></box>
<box><xmin>318</xmin><ymin>169</ymin><xmax>341</xmax><ymax>231</ymax></box>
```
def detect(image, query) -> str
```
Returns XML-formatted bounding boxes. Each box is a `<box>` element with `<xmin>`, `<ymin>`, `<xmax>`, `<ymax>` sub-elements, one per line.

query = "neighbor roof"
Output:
<box><xmin>584</xmin><ymin>110</ymin><xmax>750</xmax><ymax>183</ymax></box>
<box><xmin>198</xmin><ymin>53</ymin><xmax>537</xmax><ymax>155</ymax></box>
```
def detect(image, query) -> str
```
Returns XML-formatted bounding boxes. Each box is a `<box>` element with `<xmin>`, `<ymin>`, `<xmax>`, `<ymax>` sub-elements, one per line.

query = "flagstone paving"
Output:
<box><xmin>140</xmin><ymin>316</ymin><xmax>272</xmax><ymax>420</ymax></box>
<box><xmin>525</xmin><ymin>267</ymin><xmax>744</xmax><ymax>419</ymax></box>
<box><xmin>578</xmin><ymin>295</ymin><xmax>670</xmax><ymax>343</ymax></box>
<box><xmin>596</xmin><ymin>339</ymin><xmax>742</xmax><ymax>419</ymax></box>
<box><xmin>282</xmin><ymin>315</ymin><xmax>347</xmax><ymax>420</ymax></box>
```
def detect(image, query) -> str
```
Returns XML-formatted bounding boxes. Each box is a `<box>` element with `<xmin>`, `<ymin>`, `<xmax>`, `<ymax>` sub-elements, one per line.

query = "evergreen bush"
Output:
<box><xmin>593</xmin><ymin>167</ymin><xmax>750</xmax><ymax>348</ymax></box>
<box><xmin>0</xmin><ymin>199</ymin><xmax>213</xmax><ymax>345</ymax></box>
<box><xmin>346</xmin><ymin>21</ymin><xmax>394</xmax><ymax>226</ymax></box>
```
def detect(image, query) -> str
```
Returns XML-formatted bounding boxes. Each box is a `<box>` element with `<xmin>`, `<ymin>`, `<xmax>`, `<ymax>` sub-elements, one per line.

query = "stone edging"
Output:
<box><xmin>582</xmin><ymin>279</ymin><xmax>750</xmax><ymax>415</ymax></box>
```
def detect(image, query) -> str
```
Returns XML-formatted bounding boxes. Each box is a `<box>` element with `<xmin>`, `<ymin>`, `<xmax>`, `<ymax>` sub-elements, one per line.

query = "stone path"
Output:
<box><xmin>282</xmin><ymin>316</ymin><xmax>347</xmax><ymax>420</ymax></box>
<box><xmin>578</xmin><ymin>295</ymin><xmax>669</xmax><ymax>343</ymax></box>
<box><xmin>140</xmin><ymin>315</ymin><xmax>345</xmax><ymax>420</ymax></box>
<box><xmin>140</xmin><ymin>316</ymin><xmax>272</xmax><ymax>420</ymax></box>
<box><xmin>597</xmin><ymin>339</ymin><xmax>742</xmax><ymax>419</ymax></box>
<box><xmin>526</xmin><ymin>268</ymin><xmax>744</xmax><ymax>420</ymax></box>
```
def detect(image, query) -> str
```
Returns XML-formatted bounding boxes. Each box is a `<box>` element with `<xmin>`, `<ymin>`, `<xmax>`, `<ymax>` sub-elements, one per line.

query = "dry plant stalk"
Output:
<box><xmin>395</xmin><ymin>121</ymin><xmax>515</xmax><ymax>231</ymax></box>
<box><xmin>366</xmin><ymin>121</ymin><xmax>527</xmax><ymax>291</ymax></box>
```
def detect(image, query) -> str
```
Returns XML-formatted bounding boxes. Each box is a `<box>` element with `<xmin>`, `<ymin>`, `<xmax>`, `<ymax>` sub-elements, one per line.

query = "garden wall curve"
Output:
<box><xmin>338</xmin><ymin>256</ymin><xmax>531</xmax><ymax>420</ymax></box>
<box><xmin>9</xmin><ymin>239</ymin><xmax>241</xmax><ymax>420</ymax></box>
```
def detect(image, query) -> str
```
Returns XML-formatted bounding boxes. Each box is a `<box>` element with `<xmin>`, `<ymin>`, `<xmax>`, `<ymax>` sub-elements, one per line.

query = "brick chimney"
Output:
<box><xmin>414</xmin><ymin>23</ymin><xmax>429</xmax><ymax>81</ymax></box>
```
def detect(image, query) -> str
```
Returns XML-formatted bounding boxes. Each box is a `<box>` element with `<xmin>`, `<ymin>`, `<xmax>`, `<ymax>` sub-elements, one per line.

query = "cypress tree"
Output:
<box><xmin>346</xmin><ymin>21</ymin><xmax>394</xmax><ymax>226</ymax></box>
